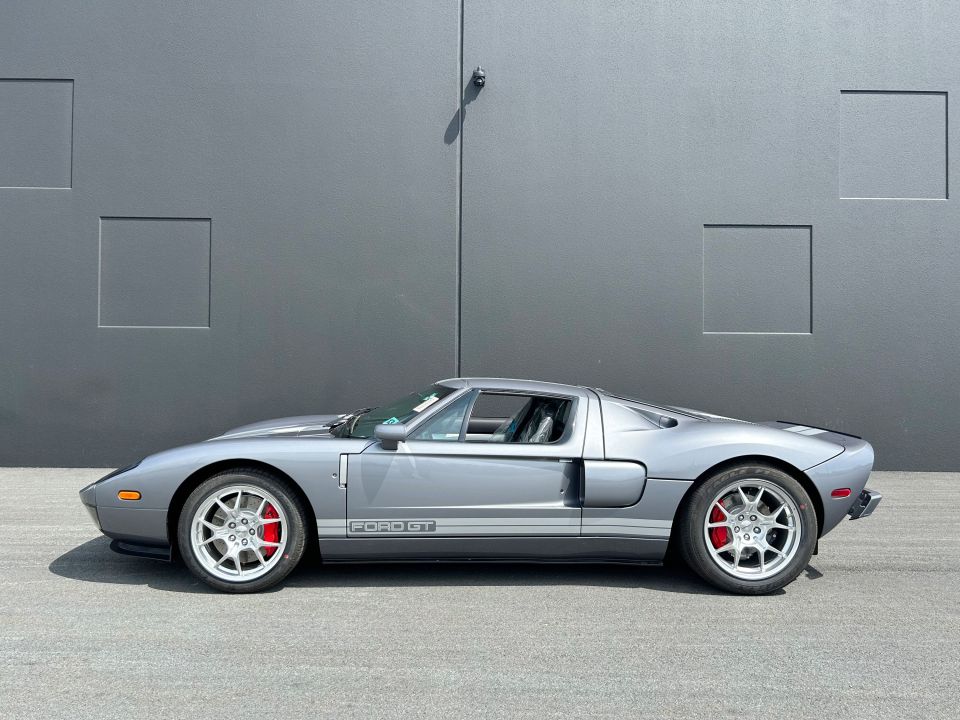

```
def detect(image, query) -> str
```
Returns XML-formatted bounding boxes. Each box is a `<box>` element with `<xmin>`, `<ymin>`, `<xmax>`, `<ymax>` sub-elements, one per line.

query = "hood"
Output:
<box><xmin>212</xmin><ymin>414</ymin><xmax>343</xmax><ymax>440</ymax></box>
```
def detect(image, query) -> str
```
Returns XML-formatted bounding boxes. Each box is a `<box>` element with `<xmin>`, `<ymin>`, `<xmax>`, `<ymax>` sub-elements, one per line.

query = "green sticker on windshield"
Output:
<box><xmin>383</xmin><ymin>416</ymin><xmax>400</xmax><ymax>425</ymax></box>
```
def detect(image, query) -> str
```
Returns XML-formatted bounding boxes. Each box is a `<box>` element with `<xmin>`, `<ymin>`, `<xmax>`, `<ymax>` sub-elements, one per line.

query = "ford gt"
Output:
<box><xmin>78</xmin><ymin>378</ymin><xmax>880</xmax><ymax>594</ymax></box>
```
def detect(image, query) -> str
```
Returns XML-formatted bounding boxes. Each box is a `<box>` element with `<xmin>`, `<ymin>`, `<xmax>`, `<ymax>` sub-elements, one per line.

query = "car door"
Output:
<box><xmin>345</xmin><ymin>388</ymin><xmax>586</xmax><ymax>540</ymax></box>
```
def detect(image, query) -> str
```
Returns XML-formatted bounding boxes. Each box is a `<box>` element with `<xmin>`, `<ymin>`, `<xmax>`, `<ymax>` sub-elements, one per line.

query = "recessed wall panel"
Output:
<box><xmin>99</xmin><ymin>217</ymin><xmax>211</xmax><ymax>328</ymax></box>
<box><xmin>840</xmin><ymin>91</ymin><xmax>947</xmax><ymax>199</ymax></box>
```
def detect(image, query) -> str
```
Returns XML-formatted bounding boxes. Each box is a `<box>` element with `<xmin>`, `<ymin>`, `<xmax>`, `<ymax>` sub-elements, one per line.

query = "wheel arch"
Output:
<box><xmin>166</xmin><ymin>458</ymin><xmax>318</xmax><ymax>559</ymax></box>
<box><xmin>669</xmin><ymin>455</ymin><xmax>824</xmax><ymax>545</ymax></box>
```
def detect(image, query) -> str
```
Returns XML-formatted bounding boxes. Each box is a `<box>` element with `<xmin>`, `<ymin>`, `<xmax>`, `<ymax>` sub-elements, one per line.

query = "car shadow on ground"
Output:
<box><xmin>50</xmin><ymin>537</ymin><xmax>814</xmax><ymax>596</ymax></box>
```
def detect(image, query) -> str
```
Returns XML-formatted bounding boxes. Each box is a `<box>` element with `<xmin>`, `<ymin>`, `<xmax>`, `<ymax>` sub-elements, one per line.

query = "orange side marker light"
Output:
<box><xmin>118</xmin><ymin>490</ymin><xmax>141</xmax><ymax>501</ymax></box>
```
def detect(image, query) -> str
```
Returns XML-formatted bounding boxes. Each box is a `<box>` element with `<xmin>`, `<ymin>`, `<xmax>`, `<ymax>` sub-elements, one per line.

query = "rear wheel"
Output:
<box><xmin>678</xmin><ymin>464</ymin><xmax>817</xmax><ymax>594</ymax></box>
<box><xmin>178</xmin><ymin>469</ymin><xmax>307</xmax><ymax>593</ymax></box>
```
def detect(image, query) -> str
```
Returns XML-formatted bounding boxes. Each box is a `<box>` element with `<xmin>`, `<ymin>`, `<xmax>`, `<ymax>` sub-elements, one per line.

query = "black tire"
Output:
<box><xmin>177</xmin><ymin>468</ymin><xmax>308</xmax><ymax>593</ymax></box>
<box><xmin>678</xmin><ymin>464</ymin><xmax>818</xmax><ymax>595</ymax></box>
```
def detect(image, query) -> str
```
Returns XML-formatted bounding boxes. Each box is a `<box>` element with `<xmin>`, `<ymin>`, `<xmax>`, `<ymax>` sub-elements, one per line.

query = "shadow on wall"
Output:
<box><xmin>444</xmin><ymin>80</ymin><xmax>482</xmax><ymax>145</ymax></box>
<box><xmin>44</xmin><ymin>537</ymin><xmax>822</xmax><ymax>597</ymax></box>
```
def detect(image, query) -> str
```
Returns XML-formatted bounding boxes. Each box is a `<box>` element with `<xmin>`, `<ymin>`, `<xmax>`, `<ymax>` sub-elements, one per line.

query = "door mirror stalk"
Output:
<box><xmin>374</xmin><ymin>423</ymin><xmax>409</xmax><ymax>450</ymax></box>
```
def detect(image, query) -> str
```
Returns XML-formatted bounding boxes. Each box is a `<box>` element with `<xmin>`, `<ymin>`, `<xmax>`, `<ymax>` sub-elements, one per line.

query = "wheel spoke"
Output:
<box><xmin>192</xmin><ymin>484</ymin><xmax>288</xmax><ymax>582</ymax></box>
<box><xmin>704</xmin><ymin>478</ymin><xmax>802</xmax><ymax>580</ymax></box>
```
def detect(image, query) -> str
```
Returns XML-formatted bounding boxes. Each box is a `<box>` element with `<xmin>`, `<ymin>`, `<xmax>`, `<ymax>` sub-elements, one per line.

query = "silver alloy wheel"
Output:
<box><xmin>703</xmin><ymin>479</ymin><xmax>801</xmax><ymax>581</ymax></box>
<box><xmin>190</xmin><ymin>484</ymin><xmax>288</xmax><ymax>582</ymax></box>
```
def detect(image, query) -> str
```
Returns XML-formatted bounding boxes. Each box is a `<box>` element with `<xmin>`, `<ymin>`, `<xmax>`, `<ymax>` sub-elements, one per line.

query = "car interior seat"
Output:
<box><xmin>518</xmin><ymin>403</ymin><xmax>555</xmax><ymax>443</ymax></box>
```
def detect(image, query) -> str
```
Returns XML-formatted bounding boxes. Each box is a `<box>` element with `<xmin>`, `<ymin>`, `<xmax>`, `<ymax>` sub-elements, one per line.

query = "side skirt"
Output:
<box><xmin>317</xmin><ymin>536</ymin><xmax>668</xmax><ymax>564</ymax></box>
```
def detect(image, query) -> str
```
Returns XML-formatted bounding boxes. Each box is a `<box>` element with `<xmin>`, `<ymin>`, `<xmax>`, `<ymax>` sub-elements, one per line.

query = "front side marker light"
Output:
<box><xmin>118</xmin><ymin>490</ymin><xmax>141</xmax><ymax>501</ymax></box>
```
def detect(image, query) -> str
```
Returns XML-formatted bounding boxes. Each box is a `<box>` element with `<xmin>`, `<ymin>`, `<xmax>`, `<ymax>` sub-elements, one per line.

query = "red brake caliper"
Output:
<box><xmin>262</xmin><ymin>503</ymin><xmax>280</xmax><ymax>558</ymax></box>
<box><xmin>709</xmin><ymin>499</ymin><xmax>728</xmax><ymax>549</ymax></box>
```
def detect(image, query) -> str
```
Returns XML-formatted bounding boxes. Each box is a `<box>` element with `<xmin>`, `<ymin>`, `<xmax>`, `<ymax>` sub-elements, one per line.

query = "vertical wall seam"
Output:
<box><xmin>454</xmin><ymin>0</ymin><xmax>465</xmax><ymax>377</ymax></box>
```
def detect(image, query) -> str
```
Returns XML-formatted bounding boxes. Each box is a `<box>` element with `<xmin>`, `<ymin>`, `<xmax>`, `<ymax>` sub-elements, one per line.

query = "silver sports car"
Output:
<box><xmin>79</xmin><ymin>378</ymin><xmax>880</xmax><ymax>594</ymax></box>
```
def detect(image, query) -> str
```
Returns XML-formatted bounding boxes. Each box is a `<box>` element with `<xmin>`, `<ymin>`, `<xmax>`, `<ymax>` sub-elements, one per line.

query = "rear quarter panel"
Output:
<box><xmin>604</xmin><ymin>418</ymin><xmax>844</xmax><ymax>477</ymax></box>
<box><xmin>600</xmin><ymin>398</ymin><xmax>872</xmax><ymax>537</ymax></box>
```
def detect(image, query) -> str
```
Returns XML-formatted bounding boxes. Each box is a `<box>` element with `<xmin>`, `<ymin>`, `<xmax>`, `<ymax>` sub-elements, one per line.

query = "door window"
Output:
<box><xmin>466</xmin><ymin>392</ymin><xmax>571</xmax><ymax>444</ymax></box>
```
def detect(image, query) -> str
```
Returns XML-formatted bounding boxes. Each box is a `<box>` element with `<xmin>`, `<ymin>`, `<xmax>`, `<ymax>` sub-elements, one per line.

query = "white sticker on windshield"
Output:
<box><xmin>412</xmin><ymin>394</ymin><xmax>440</xmax><ymax>413</ymax></box>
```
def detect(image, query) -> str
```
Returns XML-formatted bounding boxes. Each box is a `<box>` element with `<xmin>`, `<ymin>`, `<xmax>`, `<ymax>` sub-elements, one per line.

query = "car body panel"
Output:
<box><xmin>582</xmin><ymin>460</ymin><xmax>647</xmax><ymax>508</ymax></box>
<box><xmin>215</xmin><ymin>414</ymin><xmax>343</xmax><ymax>439</ymax></box>
<box><xmin>315</xmin><ymin>535</ymin><xmax>667</xmax><ymax>563</ymax></box>
<box><xmin>87</xmin><ymin>436</ymin><xmax>369</xmax><ymax>545</ymax></box>
<box><xmin>598</xmin><ymin>394</ymin><xmax>845</xmax><ymax>475</ymax></box>
<box><xmin>79</xmin><ymin>377</ymin><xmax>876</xmax><ymax>563</ymax></box>
<box><xmin>348</xmin><ymin>450</ymin><xmax>581</xmax><ymax>536</ymax></box>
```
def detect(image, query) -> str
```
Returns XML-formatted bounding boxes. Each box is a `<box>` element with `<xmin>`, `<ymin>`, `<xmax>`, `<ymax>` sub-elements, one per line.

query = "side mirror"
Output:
<box><xmin>374</xmin><ymin>423</ymin><xmax>408</xmax><ymax>450</ymax></box>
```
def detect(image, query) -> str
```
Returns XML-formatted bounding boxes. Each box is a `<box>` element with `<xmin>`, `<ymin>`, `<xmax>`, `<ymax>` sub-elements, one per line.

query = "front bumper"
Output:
<box><xmin>78</xmin><ymin>465</ymin><xmax>170</xmax><ymax>552</ymax></box>
<box><xmin>848</xmin><ymin>488</ymin><xmax>882</xmax><ymax>519</ymax></box>
<box><xmin>79</xmin><ymin>483</ymin><xmax>100</xmax><ymax>529</ymax></box>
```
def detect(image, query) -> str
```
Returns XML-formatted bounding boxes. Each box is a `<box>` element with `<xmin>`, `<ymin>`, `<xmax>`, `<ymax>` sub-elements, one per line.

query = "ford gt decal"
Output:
<box><xmin>349</xmin><ymin>520</ymin><xmax>437</xmax><ymax>533</ymax></box>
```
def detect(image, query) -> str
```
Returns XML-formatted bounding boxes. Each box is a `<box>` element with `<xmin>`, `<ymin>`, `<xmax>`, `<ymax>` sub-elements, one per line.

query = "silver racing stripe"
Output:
<box><xmin>583</xmin><ymin>517</ymin><xmax>673</xmax><ymax>538</ymax></box>
<box><xmin>316</xmin><ymin>518</ymin><xmax>347</xmax><ymax>537</ymax></box>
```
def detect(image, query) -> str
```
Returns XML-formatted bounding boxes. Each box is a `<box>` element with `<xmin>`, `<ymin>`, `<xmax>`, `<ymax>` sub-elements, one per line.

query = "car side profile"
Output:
<box><xmin>79</xmin><ymin>378</ymin><xmax>880</xmax><ymax>594</ymax></box>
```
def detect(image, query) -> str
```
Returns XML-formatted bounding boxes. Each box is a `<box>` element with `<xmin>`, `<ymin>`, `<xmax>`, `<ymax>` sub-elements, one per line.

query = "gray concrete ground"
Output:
<box><xmin>0</xmin><ymin>470</ymin><xmax>957</xmax><ymax>719</ymax></box>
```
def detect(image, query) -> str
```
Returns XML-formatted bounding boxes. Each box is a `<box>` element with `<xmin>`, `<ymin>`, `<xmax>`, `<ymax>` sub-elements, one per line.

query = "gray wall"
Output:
<box><xmin>1</xmin><ymin>1</ymin><xmax>958</xmax><ymax>470</ymax></box>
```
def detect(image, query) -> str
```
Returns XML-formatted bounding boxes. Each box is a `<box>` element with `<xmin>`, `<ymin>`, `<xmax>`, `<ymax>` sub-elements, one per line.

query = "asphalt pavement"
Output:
<box><xmin>1</xmin><ymin>469</ymin><xmax>958</xmax><ymax>719</ymax></box>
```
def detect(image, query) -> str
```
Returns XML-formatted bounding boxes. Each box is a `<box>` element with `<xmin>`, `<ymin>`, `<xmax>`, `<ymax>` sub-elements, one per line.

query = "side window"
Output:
<box><xmin>408</xmin><ymin>392</ymin><xmax>474</xmax><ymax>441</ymax></box>
<box><xmin>466</xmin><ymin>392</ymin><xmax>572</xmax><ymax>444</ymax></box>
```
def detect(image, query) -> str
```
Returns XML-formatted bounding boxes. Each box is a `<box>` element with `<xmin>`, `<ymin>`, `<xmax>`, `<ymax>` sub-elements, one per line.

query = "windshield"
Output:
<box><xmin>333</xmin><ymin>384</ymin><xmax>456</xmax><ymax>439</ymax></box>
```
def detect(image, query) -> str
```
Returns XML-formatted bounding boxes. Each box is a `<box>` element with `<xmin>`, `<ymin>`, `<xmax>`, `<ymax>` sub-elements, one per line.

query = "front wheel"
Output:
<box><xmin>678</xmin><ymin>465</ymin><xmax>818</xmax><ymax>594</ymax></box>
<box><xmin>178</xmin><ymin>469</ymin><xmax>308</xmax><ymax>593</ymax></box>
